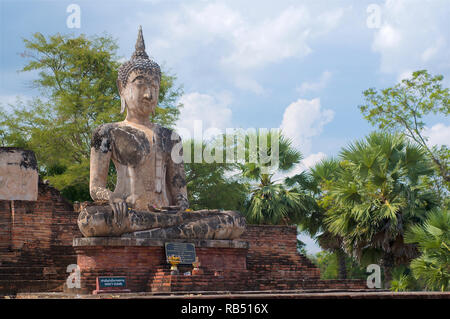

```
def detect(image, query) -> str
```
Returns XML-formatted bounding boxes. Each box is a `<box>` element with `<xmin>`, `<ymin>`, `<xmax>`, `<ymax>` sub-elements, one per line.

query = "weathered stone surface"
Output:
<box><xmin>0</xmin><ymin>148</ymin><xmax>38</xmax><ymax>201</ymax></box>
<box><xmin>78</xmin><ymin>203</ymin><xmax>246</xmax><ymax>239</ymax></box>
<box><xmin>80</xmin><ymin>27</ymin><xmax>246</xmax><ymax>240</ymax></box>
<box><xmin>73</xmin><ymin>236</ymin><xmax>249</xmax><ymax>249</ymax></box>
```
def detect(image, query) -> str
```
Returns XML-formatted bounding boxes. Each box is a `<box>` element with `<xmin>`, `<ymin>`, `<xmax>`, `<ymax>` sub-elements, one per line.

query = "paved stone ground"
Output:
<box><xmin>9</xmin><ymin>290</ymin><xmax>450</xmax><ymax>299</ymax></box>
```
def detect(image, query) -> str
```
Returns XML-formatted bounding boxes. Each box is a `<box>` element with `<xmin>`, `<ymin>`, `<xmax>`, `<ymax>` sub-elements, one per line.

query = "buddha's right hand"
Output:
<box><xmin>109</xmin><ymin>197</ymin><xmax>129</xmax><ymax>228</ymax></box>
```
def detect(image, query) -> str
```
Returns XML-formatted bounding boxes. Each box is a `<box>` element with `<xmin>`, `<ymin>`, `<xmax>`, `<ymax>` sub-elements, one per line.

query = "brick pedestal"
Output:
<box><xmin>73</xmin><ymin>237</ymin><xmax>249</xmax><ymax>294</ymax></box>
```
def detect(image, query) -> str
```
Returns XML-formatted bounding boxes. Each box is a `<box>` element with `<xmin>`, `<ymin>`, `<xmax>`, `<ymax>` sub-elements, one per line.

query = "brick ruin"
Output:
<box><xmin>146</xmin><ymin>226</ymin><xmax>365</xmax><ymax>292</ymax></box>
<box><xmin>0</xmin><ymin>182</ymin><xmax>81</xmax><ymax>294</ymax></box>
<box><xmin>0</xmin><ymin>148</ymin><xmax>365</xmax><ymax>294</ymax></box>
<box><xmin>0</xmin><ymin>180</ymin><xmax>365</xmax><ymax>294</ymax></box>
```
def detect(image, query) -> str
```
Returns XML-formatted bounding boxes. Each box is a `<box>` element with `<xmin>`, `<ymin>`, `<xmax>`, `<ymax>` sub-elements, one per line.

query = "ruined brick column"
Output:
<box><xmin>0</xmin><ymin>148</ymin><xmax>38</xmax><ymax>201</ymax></box>
<box><xmin>0</xmin><ymin>148</ymin><xmax>80</xmax><ymax>295</ymax></box>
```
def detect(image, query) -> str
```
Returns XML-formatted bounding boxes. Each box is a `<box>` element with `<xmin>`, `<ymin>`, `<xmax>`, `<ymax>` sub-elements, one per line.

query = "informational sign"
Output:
<box><xmin>165</xmin><ymin>242</ymin><xmax>196</xmax><ymax>264</ymax></box>
<box><xmin>97</xmin><ymin>277</ymin><xmax>127</xmax><ymax>289</ymax></box>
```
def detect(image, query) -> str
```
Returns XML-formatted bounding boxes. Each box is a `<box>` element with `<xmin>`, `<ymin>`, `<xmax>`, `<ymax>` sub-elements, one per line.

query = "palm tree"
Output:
<box><xmin>292</xmin><ymin>158</ymin><xmax>349</xmax><ymax>279</ymax></box>
<box><xmin>325</xmin><ymin>132</ymin><xmax>439</xmax><ymax>287</ymax></box>
<box><xmin>285</xmin><ymin>170</ymin><xmax>323</xmax><ymax>233</ymax></box>
<box><xmin>405</xmin><ymin>208</ymin><xmax>449</xmax><ymax>291</ymax></box>
<box><xmin>238</xmin><ymin>130</ymin><xmax>312</xmax><ymax>225</ymax></box>
<box><xmin>246</xmin><ymin>182</ymin><xmax>307</xmax><ymax>225</ymax></box>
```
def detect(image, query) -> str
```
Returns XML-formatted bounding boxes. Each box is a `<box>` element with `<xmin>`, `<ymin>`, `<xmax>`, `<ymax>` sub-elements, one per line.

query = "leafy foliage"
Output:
<box><xmin>388</xmin><ymin>266</ymin><xmax>423</xmax><ymax>292</ymax></box>
<box><xmin>324</xmin><ymin>132</ymin><xmax>439</xmax><ymax>285</ymax></box>
<box><xmin>236</xmin><ymin>130</ymin><xmax>315</xmax><ymax>225</ymax></box>
<box><xmin>314</xmin><ymin>250</ymin><xmax>366</xmax><ymax>280</ymax></box>
<box><xmin>184</xmin><ymin>139</ymin><xmax>249</xmax><ymax>211</ymax></box>
<box><xmin>359</xmin><ymin>70</ymin><xmax>450</xmax><ymax>186</ymax></box>
<box><xmin>292</xmin><ymin>159</ymin><xmax>352</xmax><ymax>278</ymax></box>
<box><xmin>390</xmin><ymin>274</ymin><xmax>411</xmax><ymax>292</ymax></box>
<box><xmin>405</xmin><ymin>208</ymin><xmax>450</xmax><ymax>291</ymax></box>
<box><xmin>246</xmin><ymin>182</ymin><xmax>306</xmax><ymax>225</ymax></box>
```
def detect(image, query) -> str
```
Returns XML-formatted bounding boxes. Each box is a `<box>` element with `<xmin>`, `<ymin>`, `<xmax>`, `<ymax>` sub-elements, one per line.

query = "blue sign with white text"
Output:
<box><xmin>98</xmin><ymin>277</ymin><xmax>127</xmax><ymax>289</ymax></box>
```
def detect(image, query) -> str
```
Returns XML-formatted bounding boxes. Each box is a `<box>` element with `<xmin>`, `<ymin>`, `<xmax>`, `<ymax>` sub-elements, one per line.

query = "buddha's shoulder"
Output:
<box><xmin>153</xmin><ymin>124</ymin><xmax>181</xmax><ymax>141</ymax></box>
<box><xmin>91</xmin><ymin>122</ymin><xmax>121</xmax><ymax>139</ymax></box>
<box><xmin>90</xmin><ymin>123</ymin><xmax>120</xmax><ymax>152</ymax></box>
<box><xmin>93</xmin><ymin>122</ymin><xmax>120</xmax><ymax>132</ymax></box>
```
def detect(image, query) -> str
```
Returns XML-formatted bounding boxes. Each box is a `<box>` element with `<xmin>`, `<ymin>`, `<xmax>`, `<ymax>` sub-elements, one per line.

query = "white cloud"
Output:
<box><xmin>300</xmin><ymin>152</ymin><xmax>327</xmax><ymax>171</ymax></box>
<box><xmin>373</xmin><ymin>24</ymin><xmax>401</xmax><ymax>50</ymax></box>
<box><xmin>297</xmin><ymin>71</ymin><xmax>332</xmax><ymax>95</ymax></box>
<box><xmin>422</xmin><ymin>123</ymin><xmax>450</xmax><ymax>147</ymax></box>
<box><xmin>175</xmin><ymin>92</ymin><xmax>233</xmax><ymax>139</ymax></box>
<box><xmin>421</xmin><ymin>37</ymin><xmax>446</xmax><ymax>62</ymax></box>
<box><xmin>274</xmin><ymin>98</ymin><xmax>333</xmax><ymax>183</ymax></box>
<box><xmin>371</xmin><ymin>0</ymin><xmax>450</xmax><ymax>76</ymax></box>
<box><xmin>222</xmin><ymin>6</ymin><xmax>345</xmax><ymax>70</ymax></box>
<box><xmin>145</xmin><ymin>2</ymin><xmax>346</xmax><ymax>92</ymax></box>
<box><xmin>144</xmin><ymin>2</ymin><xmax>243</xmax><ymax>62</ymax></box>
<box><xmin>280</xmin><ymin>98</ymin><xmax>334</xmax><ymax>154</ymax></box>
<box><xmin>234</xmin><ymin>76</ymin><xmax>265</xmax><ymax>95</ymax></box>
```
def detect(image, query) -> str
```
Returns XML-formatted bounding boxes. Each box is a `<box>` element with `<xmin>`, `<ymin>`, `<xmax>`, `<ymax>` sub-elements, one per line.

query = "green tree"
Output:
<box><xmin>389</xmin><ymin>267</ymin><xmax>412</xmax><ymax>292</ymax></box>
<box><xmin>314</xmin><ymin>251</ymin><xmax>366</xmax><ymax>280</ymax></box>
<box><xmin>184</xmin><ymin>139</ymin><xmax>249</xmax><ymax>211</ymax></box>
<box><xmin>290</xmin><ymin>159</ymin><xmax>351</xmax><ymax>279</ymax></box>
<box><xmin>325</xmin><ymin>132</ymin><xmax>439</xmax><ymax>287</ymax></box>
<box><xmin>405</xmin><ymin>208</ymin><xmax>450</xmax><ymax>291</ymax></box>
<box><xmin>359</xmin><ymin>70</ymin><xmax>450</xmax><ymax>186</ymax></box>
<box><xmin>0</xmin><ymin>32</ymin><xmax>183</xmax><ymax>201</ymax></box>
<box><xmin>285</xmin><ymin>170</ymin><xmax>323</xmax><ymax>235</ymax></box>
<box><xmin>388</xmin><ymin>265</ymin><xmax>424</xmax><ymax>292</ymax></box>
<box><xmin>238</xmin><ymin>130</ymin><xmax>312</xmax><ymax>225</ymax></box>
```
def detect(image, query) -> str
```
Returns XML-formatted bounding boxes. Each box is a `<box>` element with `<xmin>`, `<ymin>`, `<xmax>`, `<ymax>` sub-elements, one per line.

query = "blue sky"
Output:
<box><xmin>1</xmin><ymin>0</ymin><xmax>449</xmax><ymax>253</ymax></box>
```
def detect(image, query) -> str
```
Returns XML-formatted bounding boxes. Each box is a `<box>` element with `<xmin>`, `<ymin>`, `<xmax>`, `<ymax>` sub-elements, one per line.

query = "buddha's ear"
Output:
<box><xmin>117</xmin><ymin>79</ymin><xmax>127</xmax><ymax>114</ymax></box>
<box><xmin>117</xmin><ymin>79</ymin><xmax>124</xmax><ymax>95</ymax></box>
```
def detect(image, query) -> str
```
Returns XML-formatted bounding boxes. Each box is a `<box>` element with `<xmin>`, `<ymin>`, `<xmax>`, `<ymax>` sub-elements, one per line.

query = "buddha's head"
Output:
<box><xmin>117</xmin><ymin>26</ymin><xmax>161</xmax><ymax>118</ymax></box>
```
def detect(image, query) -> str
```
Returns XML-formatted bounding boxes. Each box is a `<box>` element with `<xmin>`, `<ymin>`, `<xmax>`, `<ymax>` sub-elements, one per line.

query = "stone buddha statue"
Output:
<box><xmin>77</xmin><ymin>27</ymin><xmax>246</xmax><ymax>240</ymax></box>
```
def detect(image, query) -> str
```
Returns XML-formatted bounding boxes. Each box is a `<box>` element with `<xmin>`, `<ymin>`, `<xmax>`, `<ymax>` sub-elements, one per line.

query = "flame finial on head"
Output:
<box><xmin>132</xmin><ymin>25</ymin><xmax>149</xmax><ymax>60</ymax></box>
<box><xmin>117</xmin><ymin>26</ymin><xmax>161</xmax><ymax>89</ymax></box>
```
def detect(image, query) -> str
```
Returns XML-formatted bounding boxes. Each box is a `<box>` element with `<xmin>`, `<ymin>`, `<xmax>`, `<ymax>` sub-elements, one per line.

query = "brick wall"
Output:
<box><xmin>0</xmin><ymin>201</ymin><xmax>11</xmax><ymax>251</ymax></box>
<box><xmin>1</xmin><ymin>185</ymin><xmax>366</xmax><ymax>294</ymax></box>
<box><xmin>240</xmin><ymin>225</ymin><xmax>365</xmax><ymax>291</ymax></box>
<box><xmin>142</xmin><ymin>225</ymin><xmax>366</xmax><ymax>293</ymax></box>
<box><xmin>0</xmin><ymin>182</ymin><xmax>80</xmax><ymax>294</ymax></box>
<box><xmin>243</xmin><ymin>225</ymin><xmax>320</xmax><ymax>279</ymax></box>
<box><xmin>75</xmin><ymin>244</ymin><xmax>249</xmax><ymax>293</ymax></box>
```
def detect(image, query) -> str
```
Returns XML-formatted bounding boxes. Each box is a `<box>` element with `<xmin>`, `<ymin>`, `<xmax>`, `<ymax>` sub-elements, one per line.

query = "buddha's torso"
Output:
<box><xmin>92</xmin><ymin>121</ymin><xmax>177</xmax><ymax>210</ymax></box>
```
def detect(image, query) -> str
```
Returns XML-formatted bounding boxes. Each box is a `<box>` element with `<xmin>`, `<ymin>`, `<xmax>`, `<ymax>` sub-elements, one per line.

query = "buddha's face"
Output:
<box><xmin>121</xmin><ymin>70</ymin><xmax>160</xmax><ymax>118</ymax></box>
